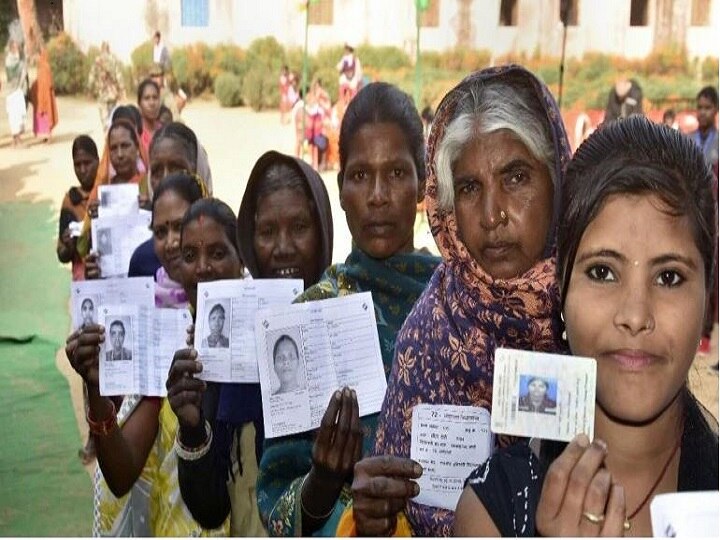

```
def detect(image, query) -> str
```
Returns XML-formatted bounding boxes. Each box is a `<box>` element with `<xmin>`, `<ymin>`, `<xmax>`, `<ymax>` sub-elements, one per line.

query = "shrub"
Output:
<box><xmin>131</xmin><ymin>40</ymin><xmax>155</xmax><ymax>80</ymax></box>
<box><xmin>211</xmin><ymin>43</ymin><xmax>246</xmax><ymax>79</ymax></box>
<box><xmin>246</xmin><ymin>36</ymin><xmax>285</xmax><ymax>72</ymax></box>
<box><xmin>439</xmin><ymin>47</ymin><xmax>491</xmax><ymax>71</ymax></box>
<box><xmin>172</xmin><ymin>43</ymin><xmax>214</xmax><ymax>96</ymax></box>
<box><xmin>243</xmin><ymin>64</ymin><xmax>278</xmax><ymax>111</ymax></box>
<box><xmin>314</xmin><ymin>45</ymin><xmax>346</xmax><ymax>74</ymax></box>
<box><xmin>644</xmin><ymin>45</ymin><xmax>690</xmax><ymax>76</ymax></box>
<box><xmin>420</xmin><ymin>51</ymin><xmax>443</xmax><ymax>70</ymax></box>
<box><xmin>701</xmin><ymin>56</ymin><xmax>719</xmax><ymax>84</ymax></box>
<box><xmin>356</xmin><ymin>44</ymin><xmax>411</xmax><ymax>70</ymax></box>
<box><xmin>214</xmin><ymin>71</ymin><xmax>243</xmax><ymax>107</ymax></box>
<box><xmin>46</xmin><ymin>32</ymin><xmax>88</xmax><ymax>95</ymax></box>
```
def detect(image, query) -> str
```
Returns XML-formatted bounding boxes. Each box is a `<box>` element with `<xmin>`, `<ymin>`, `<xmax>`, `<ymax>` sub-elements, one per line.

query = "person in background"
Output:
<box><xmin>4</xmin><ymin>39</ymin><xmax>28</xmax><ymax>147</ymax></box>
<box><xmin>137</xmin><ymin>79</ymin><xmax>162</xmax><ymax>155</ymax></box>
<box><xmin>336</xmin><ymin>43</ymin><xmax>363</xmax><ymax>100</ymax></box>
<box><xmin>662</xmin><ymin>108</ymin><xmax>677</xmax><ymax>130</ymax></box>
<box><xmin>29</xmin><ymin>47</ymin><xmax>58</xmax><ymax>142</ymax></box>
<box><xmin>88</xmin><ymin>41</ymin><xmax>126</xmax><ymax>130</ymax></box>
<box><xmin>455</xmin><ymin>116</ymin><xmax>718</xmax><ymax>538</ymax></box>
<box><xmin>152</xmin><ymin>31</ymin><xmax>171</xmax><ymax>74</ymax></box>
<box><xmin>604</xmin><ymin>74</ymin><xmax>643</xmax><ymax>122</ymax></box>
<box><xmin>691</xmin><ymin>86</ymin><xmax>719</xmax><ymax>359</ymax></box>
<box><xmin>158</xmin><ymin>104</ymin><xmax>173</xmax><ymax>125</ymax></box>
<box><xmin>279</xmin><ymin>65</ymin><xmax>292</xmax><ymax>125</ymax></box>
<box><xmin>150</xmin><ymin>64</ymin><xmax>183</xmax><ymax>122</ymax></box>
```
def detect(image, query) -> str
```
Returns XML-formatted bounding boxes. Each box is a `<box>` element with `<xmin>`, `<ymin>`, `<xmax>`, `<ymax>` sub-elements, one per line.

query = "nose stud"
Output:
<box><xmin>499</xmin><ymin>210</ymin><xmax>508</xmax><ymax>224</ymax></box>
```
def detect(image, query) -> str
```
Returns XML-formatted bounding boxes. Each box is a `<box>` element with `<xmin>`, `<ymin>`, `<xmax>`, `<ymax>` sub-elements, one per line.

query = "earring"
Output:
<box><xmin>560</xmin><ymin>312</ymin><xmax>567</xmax><ymax>341</ymax></box>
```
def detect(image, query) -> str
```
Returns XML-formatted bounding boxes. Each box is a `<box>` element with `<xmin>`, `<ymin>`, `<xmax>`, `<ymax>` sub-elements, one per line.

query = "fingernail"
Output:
<box><xmin>412</xmin><ymin>483</ymin><xmax>420</xmax><ymax>496</ymax></box>
<box><xmin>334</xmin><ymin>390</ymin><xmax>341</xmax><ymax>400</ymax></box>
<box><xmin>344</xmin><ymin>388</ymin><xmax>350</xmax><ymax>397</ymax></box>
<box><xmin>575</xmin><ymin>433</ymin><xmax>590</xmax><ymax>448</ymax></box>
<box><xmin>351</xmin><ymin>389</ymin><xmax>357</xmax><ymax>398</ymax></box>
<box><xmin>413</xmin><ymin>463</ymin><xmax>423</xmax><ymax>476</ymax></box>
<box><xmin>593</xmin><ymin>438</ymin><xmax>608</xmax><ymax>453</ymax></box>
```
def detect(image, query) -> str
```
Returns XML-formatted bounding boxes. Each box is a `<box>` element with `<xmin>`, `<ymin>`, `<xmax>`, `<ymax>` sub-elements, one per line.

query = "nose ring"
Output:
<box><xmin>499</xmin><ymin>210</ymin><xmax>508</xmax><ymax>223</ymax></box>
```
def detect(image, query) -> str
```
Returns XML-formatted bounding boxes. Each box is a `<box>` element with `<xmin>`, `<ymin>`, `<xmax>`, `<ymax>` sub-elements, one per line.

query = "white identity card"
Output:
<box><xmin>70</xmin><ymin>276</ymin><xmax>154</xmax><ymax>330</ymax></box>
<box><xmin>411</xmin><ymin>404</ymin><xmax>494</xmax><ymax>511</ymax></box>
<box><xmin>194</xmin><ymin>279</ymin><xmax>304</xmax><ymax>383</ymax></box>
<box><xmin>491</xmin><ymin>348</ymin><xmax>596</xmax><ymax>442</ymax></box>
<box><xmin>98</xmin><ymin>183</ymin><xmax>139</xmax><ymax>217</ymax></box>
<box><xmin>99</xmin><ymin>305</ymin><xmax>191</xmax><ymax>397</ymax></box>
<box><xmin>256</xmin><ymin>291</ymin><xmax>387</xmax><ymax>438</ymax></box>
<box><xmin>650</xmin><ymin>491</ymin><xmax>719</xmax><ymax>537</ymax></box>
<box><xmin>91</xmin><ymin>211</ymin><xmax>152</xmax><ymax>278</ymax></box>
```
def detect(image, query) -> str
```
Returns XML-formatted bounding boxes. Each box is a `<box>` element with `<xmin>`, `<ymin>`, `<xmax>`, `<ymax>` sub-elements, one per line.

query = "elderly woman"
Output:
<box><xmin>169</xmin><ymin>151</ymin><xmax>333</xmax><ymax>535</ymax></box>
<box><xmin>344</xmin><ymin>66</ymin><xmax>571</xmax><ymax>537</ymax></box>
<box><xmin>456</xmin><ymin>117</ymin><xmax>719</xmax><ymax>537</ymax></box>
<box><xmin>256</xmin><ymin>82</ymin><xmax>441</xmax><ymax>537</ymax></box>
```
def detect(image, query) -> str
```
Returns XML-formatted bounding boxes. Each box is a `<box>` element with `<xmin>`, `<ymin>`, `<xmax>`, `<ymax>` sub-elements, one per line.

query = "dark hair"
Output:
<box><xmin>273</xmin><ymin>335</ymin><xmax>299</xmax><ymax>365</ymax></box>
<box><xmin>154</xmin><ymin>30</ymin><xmax>161</xmax><ymax>39</ymax></box>
<box><xmin>255</xmin><ymin>162</ymin><xmax>314</xmax><ymax>205</ymax></box>
<box><xmin>149</xmin><ymin>122</ymin><xmax>199</xmax><ymax>169</ymax></box>
<box><xmin>72</xmin><ymin>135</ymin><xmax>99</xmax><ymax>159</ymax></box>
<box><xmin>111</xmin><ymin>105</ymin><xmax>143</xmax><ymax>135</ymax></box>
<box><xmin>81</xmin><ymin>298</ymin><xmax>94</xmax><ymax>309</ymax></box>
<box><xmin>558</xmin><ymin>116</ymin><xmax>717</xmax><ymax>306</ymax></box>
<box><xmin>158</xmin><ymin>104</ymin><xmax>172</xmax><ymax>121</ymax></box>
<box><xmin>338</xmin><ymin>82</ymin><xmax>425</xmax><ymax>189</ymax></box>
<box><xmin>108</xmin><ymin>119</ymin><xmax>140</xmax><ymax>149</ymax></box>
<box><xmin>697</xmin><ymin>86</ymin><xmax>719</xmax><ymax>108</ymax></box>
<box><xmin>209</xmin><ymin>303</ymin><xmax>225</xmax><ymax>318</ymax></box>
<box><xmin>151</xmin><ymin>172</ymin><xmax>205</xmax><ymax>227</ymax></box>
<box><xmin>109</xmin><ymin>319</ymin><xmax>125</xmax><ymax>333</ymax></box>
<box><xmin>662</xmin><ymin>108</ymin><xmax>675</xmax><ymax>121</ymax></box>
<box><xmin>137</xmin><ymin>78</ymin><xmax>161</xmax><ymax>104</ymax></box>
<box><xmin>181</xmin><ymin>198</ymin><xmax>240</xmax><ymax>255</ymax></box>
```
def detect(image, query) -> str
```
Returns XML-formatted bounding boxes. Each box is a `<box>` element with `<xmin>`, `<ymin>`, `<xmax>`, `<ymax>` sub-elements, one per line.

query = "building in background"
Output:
<box><xmin>58</xmin><ymin>0</ymin><xmax>718</xmax><ymax>63</ymax></box>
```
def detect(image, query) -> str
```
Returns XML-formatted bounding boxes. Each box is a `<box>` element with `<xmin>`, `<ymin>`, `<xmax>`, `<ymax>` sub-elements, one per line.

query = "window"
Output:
<box><xmin>630</xmin><ymin>0</ymin><xmax>649</xmax><ymax>26</ymax></box>
<box><xmin>560</xmin><ymin>0</ymin><xmax>579</xmax><ymax>26</ymax></box>
<box><xmin>308</xmin><ymin>0</ymin><xmax>333</xmax><ymax>25</ymax></box>
<box><xmin>499</xmin><ymin>0</ymin><xmax>518</xmax><ymax>26</ymax></box>
<box><xmin>420</xmin><ymin>0</ymin><xmax>441</xmax><ymax>28</ymax></box>
<box><xmin>691</xmin><ymin>0</ymin><xmax>711</xmax><ymax>26</ymax></box>
<box><xmin>181</xmin><ymin>0</ymin><xmax>209</xmax><ymax>27</ymax></box>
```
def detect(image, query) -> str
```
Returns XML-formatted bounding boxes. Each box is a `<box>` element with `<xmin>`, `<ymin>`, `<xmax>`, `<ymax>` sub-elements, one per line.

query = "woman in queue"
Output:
<box><xmin>255</xmin><ymin>82</ymin><xmax>441</xmax><ymax>537</ymax></box>
<box><xmin>64</xmin><ymin>174</ymin><xmax>234</xmax><ymax>536</ymax></box>
<box><xmin>456</xmin><ymin>116</ymin><xmax>719</xmax><ymax>536</ymax></box>
<box><xmin>167</xmin><ymin>151</ymin><xmax>333</xmax><ymax>534</ymax></box>
<box><xmin>345</xmin><ymin>66</ymin><xmax>571</xmax><ymax>536</ymax></box>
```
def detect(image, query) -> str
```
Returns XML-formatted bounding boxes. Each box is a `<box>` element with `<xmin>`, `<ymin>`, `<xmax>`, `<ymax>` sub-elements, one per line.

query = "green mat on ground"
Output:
<box><xmin>0</xmin><ymin>199</ymin><xmax>92</xmax><ymax>536</ymax></box>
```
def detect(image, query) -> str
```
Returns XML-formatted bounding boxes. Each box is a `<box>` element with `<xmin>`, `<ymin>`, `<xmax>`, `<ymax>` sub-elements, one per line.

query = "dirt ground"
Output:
<box><xmin>1</xmin><ymin>96</ymin><xmax>717</xmax><ymax>480</ymax></box>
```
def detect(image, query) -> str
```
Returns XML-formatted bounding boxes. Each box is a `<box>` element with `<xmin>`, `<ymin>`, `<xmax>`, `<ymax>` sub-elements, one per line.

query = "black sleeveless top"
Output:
<box><xmin>466</xmin><ymin>399</ymin><xmax>719</xmax><ymax>537</ymax></box>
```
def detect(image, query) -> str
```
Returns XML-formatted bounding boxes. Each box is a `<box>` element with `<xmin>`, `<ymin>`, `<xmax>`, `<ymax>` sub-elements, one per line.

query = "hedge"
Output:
<box><xmin>47</xmin><ymin>32</ymin><xmax>88</xmax><ymax>95</ymax></box>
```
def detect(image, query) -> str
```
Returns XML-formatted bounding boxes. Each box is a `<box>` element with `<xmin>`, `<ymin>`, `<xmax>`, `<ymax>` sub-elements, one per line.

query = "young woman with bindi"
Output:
<box><xmin>166</xmin><ymin>198</ymin><xmax>269</xmax><ymax>535</ymax></box>
<box><xmin>64</xmin><ymin>173</ymin><xmax>228</xmax><ymax>535</ymax></box>
<box><xmin>254</xmin><ymin>82</ymin><xmax>441</xmax><ymax>537</ymax></box>
<box><xmin>169</xmin><ymin>152</ymin><xmax>333</xmax><ymax>533</ymax></box>
<box><xmin>455</xmin><ymin>116</ymin><xmax>719</xmax><ymax>537</ymax></box>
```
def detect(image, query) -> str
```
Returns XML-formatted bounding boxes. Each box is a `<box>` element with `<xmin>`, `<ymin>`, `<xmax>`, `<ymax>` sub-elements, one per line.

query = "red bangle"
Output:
<box><xmin>87</xmin><ymin>399</ymin><xmax>118</xmax><ymax>436</ymax></box>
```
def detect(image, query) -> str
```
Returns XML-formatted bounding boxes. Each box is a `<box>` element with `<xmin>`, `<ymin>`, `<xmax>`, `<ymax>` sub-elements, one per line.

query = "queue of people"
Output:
<box><xmin>56</xmin><ymin>64</ymin><xmax>718</xmax><ymax>539</ymax></box>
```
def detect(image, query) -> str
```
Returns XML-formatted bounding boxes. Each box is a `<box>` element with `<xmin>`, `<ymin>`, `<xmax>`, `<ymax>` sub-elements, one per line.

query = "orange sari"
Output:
<box><xmin>30</xmin><ymin>50</ymin><xmax>58</xmax><ymax>137</ymax></box>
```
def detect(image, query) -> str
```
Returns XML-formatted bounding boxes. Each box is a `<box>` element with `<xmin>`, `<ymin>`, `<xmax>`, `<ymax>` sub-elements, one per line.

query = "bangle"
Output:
<box><xmin>87</xmin><ymin>399</ymin><xmax>118</xmax><ymax>436</ymax></box>
<box><xmin>300</xmin><ymin>473</ymin><xmax>336</xmax><ymax>521</ymax></box>
<box><xmin>174</xmin><ymin>420</ymin><xmax>212</xmax><ymax>461</ymax></box>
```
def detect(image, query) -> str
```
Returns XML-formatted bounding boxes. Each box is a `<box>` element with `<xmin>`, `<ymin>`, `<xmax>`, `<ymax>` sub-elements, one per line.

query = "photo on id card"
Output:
<box><xmin>491</xmin><ymin>348</ymin><xmax>596</xmax><ymax>442</ymax></box>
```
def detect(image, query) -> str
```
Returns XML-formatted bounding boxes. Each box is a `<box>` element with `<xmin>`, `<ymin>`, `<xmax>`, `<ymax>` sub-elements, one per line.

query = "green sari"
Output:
<box><xmin>256</xmin><ymin>247</ymin><xmax>440</xmax><ymax>537</ymax></box>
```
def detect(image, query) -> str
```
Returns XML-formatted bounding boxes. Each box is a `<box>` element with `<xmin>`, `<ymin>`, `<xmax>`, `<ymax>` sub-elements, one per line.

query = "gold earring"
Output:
<box><xmin>500</xmin><ymin>209</ymin><xmax>507</xmax><ymax>223</ymax></box>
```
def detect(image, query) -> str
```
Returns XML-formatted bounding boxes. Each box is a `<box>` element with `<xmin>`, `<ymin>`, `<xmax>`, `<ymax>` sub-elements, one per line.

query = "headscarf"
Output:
<box><xmin>236</xmin><ymin>150</ymin><xmax>334</xmax><ymax>280</ymax></box>
<box><xmin>215</xmin><ymin>151</ymin><xmax>334</xmax><ymax>475</ymax></box>
<box><xmin>373</xmin><ymin>65</ymin><xmax>572</xmax><ymax>537</ymax></box>
<box><xmin>29</xmin><ymin>49</ymin><xmax>58</xmax><ymax>131</ymax></box>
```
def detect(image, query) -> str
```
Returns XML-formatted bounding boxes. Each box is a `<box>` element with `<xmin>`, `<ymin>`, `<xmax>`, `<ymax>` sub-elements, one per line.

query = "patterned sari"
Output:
<box><xmin>256</xmin><ymin>247</ymin><xmax>439</xmax><ymax>536</ymax></box>
<box><xmin>372</xmin><ymin>65</ymin><xmax>572</xmax><ymax>536</ymax></box>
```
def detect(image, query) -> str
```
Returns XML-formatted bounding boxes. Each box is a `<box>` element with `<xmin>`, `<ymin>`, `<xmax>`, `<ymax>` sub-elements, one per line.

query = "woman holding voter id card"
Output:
<box><xmin>455</xmin><ymin>117</ymin><xmax>719</xmax><ymax>536</ymax></box>
<box><xmin>256</xmin><ymin>82</ymin><xmax>440</xmax><ymax>537</ymax></box>
<box><xmin>342</xmin><ymin>65</ymin><xmax>571</xmax><ymax>536</ymax></box>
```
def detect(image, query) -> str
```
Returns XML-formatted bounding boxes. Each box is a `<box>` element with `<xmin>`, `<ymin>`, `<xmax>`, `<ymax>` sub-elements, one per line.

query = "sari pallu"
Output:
<box><xmin>256</xmin><ymin>247</ymin><xmax>440</xmax><ymax>537</ymax></box>
<box><xmin>76</xmin><ymin>130</ymin><xmax>150</xmax><ymax>259</ymax></box>
<box><xmin>29</xmin><ymin>50</ymin><xmax>58</xmax><ymax>137</ymax></box>
<box><xmin>371</xmin><ymin>65</ymin><xmax>572</xmax><ymax>537</ymax></box>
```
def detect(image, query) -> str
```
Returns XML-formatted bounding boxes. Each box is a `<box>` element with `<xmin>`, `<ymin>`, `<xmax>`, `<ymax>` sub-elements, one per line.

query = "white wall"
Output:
<box><xmin>63</xmin><ymin>0</ymin><xmax>720</xmax><ymax>63</ymax></box>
